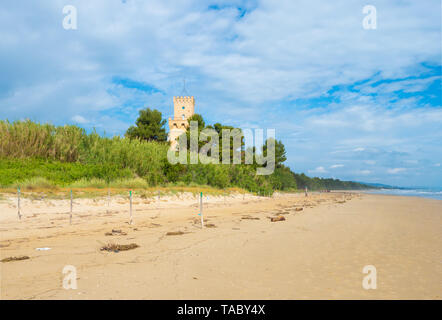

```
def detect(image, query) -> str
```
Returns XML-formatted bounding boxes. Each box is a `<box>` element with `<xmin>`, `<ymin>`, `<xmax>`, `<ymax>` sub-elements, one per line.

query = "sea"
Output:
<box><xmin>366</xmin><ymin>187</ymin><xmax>442</xmax><ymax>200</ymax></box>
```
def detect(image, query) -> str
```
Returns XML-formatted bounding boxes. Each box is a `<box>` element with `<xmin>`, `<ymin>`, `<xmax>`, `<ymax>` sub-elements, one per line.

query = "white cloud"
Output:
<box><xmin>358</xmin><ymin>76</ymin><xmax>440</xmax><ymax>94</ymax></box>
<box><xmin>330</xmin><ymin>164</ymin><xmax>344</xmax><ymax>169</ymax></box>
<box><xmin>309</xmin><ymin>166</ymin><xmax>327</xmax><ymax>174</ymax></box>
<box><xmin>387</xmin><ymin>168</ymin><xmax>406</xmax><ymax>174</ymax></box>
<box><xmin>71</xmin><ymin>115</ymin><xmax>89</xmax><ymax>124</ymax></box>
<box><xmin>1</xmin><ymin>1</ymin><xmax>440</xmax><ymax>118</ymax></box>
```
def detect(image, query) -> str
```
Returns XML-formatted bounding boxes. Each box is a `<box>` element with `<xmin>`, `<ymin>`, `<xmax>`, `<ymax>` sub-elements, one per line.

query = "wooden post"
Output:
<box><xmin>17</xmin><ymin>187</ymin><xmax>21</xmax><ymax>220</ymax></box>
<box><xmin>200</xmin><ymin>192</ymin><xmax>204</xmax><ymax>228</ymax></box>
<box><xmin>70</xmin><ymin>190</ymin><xmax>73</xmax><ymax>224</ymax></box>
<box><xmin>129</xmin><ymin>190</ymin><xmax>133</xmax><ymax>225</ymax></box>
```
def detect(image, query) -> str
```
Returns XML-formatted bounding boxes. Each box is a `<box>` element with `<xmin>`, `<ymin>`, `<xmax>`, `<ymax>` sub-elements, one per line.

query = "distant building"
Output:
<box><xmin>168</xmin><ymin>96</ymin><xmax>195</xmax><ymax>150</ymax></box>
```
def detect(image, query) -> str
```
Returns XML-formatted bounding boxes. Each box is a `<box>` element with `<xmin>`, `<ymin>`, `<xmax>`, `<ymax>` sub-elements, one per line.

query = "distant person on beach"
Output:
<box><xmin>305</xmin><ymin>187</ymin><xmax>308</xmax><ymax>197</ymax></box>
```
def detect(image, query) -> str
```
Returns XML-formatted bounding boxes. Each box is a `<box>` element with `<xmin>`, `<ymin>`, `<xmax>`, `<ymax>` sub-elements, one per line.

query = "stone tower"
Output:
<box><xmin>168</xmin><ymin>96</ymin><xmax>195</xmax><ymax>150</ymax></box>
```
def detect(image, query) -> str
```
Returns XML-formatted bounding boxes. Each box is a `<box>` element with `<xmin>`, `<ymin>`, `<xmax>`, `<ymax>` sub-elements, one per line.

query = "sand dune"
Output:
<box><xmin>0</xmin><ymin>192</ymin><xmax>441</xmax><ymax>299</ymax></box>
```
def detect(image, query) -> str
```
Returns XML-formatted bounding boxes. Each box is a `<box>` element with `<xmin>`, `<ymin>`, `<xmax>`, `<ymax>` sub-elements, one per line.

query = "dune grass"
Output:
<box><xmin>0</xmin><ymin>178</ymin><xmax>247</xmax><ymax>200</ymax></box>
<box><xmin>10</xmin><ymin>177</ymin><xmax>57</xmax><ymax>190</ymax></box>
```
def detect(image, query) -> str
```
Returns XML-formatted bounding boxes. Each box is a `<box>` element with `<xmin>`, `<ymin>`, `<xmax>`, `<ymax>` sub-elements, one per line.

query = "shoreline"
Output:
<box><xmin>1</xmin><ymin>192</ymin><xmax>441</xmax><ymax>299</ymax></box>
<box><xmin>361</xmin><ymin>189</ymin><xmax>442</xmax><ymax>201</ymax></box>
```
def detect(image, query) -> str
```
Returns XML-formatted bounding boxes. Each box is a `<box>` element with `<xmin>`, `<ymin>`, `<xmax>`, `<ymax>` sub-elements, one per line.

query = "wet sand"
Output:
<box><xmin>0</xmin><ymin>192</ymin><xmax>441</xmax><ymax>299</ymax></box>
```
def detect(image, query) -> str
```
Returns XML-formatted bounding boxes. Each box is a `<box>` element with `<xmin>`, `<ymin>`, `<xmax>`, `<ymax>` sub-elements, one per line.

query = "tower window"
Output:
<box><xmin>182</xmin><ymin>114</ymin><xmax>185</xmax><ymax>120</ymax></box>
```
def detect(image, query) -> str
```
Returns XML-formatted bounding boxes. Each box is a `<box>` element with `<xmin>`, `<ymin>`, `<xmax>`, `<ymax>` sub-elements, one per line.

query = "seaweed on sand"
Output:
<box><xmin>1</xmin><ymin>255</ymin><xmax>30</xmax><ymax>262</ymax></box>
<box><xmin>100</xmin><ymin>243</ymin><xmax>139</xmax><ymax>252</ymax></box>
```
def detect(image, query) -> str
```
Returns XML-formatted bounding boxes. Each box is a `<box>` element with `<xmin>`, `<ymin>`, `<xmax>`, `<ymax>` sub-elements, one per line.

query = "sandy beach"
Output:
<box><xmin>0</xmin><ymin>191</ymin><xmax>441</xmax><ymax>300</ymax></box>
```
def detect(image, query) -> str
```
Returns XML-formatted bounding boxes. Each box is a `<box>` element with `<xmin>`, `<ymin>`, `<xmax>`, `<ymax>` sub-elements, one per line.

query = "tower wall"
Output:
<box><xmin>173</xmin><ymin>96</ymin><xmax>195</xmax><ymax>120</ymax></box>
<box><xmin>168</xmin><ymin>96</ymin><xmax>195</xmax><ymax>150</ymax></box>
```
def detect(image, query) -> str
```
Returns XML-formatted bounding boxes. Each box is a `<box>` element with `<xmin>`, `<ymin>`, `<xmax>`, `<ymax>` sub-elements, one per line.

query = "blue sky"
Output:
<box><xmin>0</xmin><ymin>0</ymin><xmax>441</xmax><ymax>187</ymax></box>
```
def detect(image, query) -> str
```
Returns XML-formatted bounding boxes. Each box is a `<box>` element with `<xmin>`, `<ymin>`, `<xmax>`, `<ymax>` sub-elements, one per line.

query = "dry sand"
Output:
<box><xmin>0</xmin><ymin>191</ymin><xmax>441</xmax><ymax>299</ymax></box>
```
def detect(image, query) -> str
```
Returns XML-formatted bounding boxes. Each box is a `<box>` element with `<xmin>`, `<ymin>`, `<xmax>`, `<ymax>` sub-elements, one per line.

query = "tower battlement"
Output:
<box><xmin>173</xmin><ymin>96</ymin><xmax>195</xmax><ymax>103</ymax></box>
